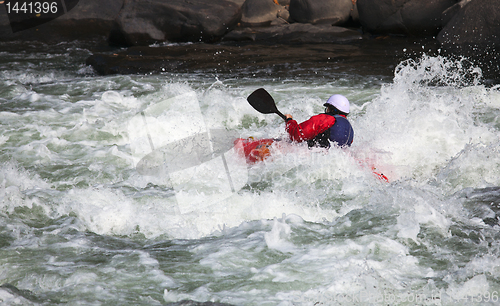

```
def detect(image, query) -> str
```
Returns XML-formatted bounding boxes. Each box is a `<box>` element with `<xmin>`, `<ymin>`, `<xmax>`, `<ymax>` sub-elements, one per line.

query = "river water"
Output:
<box><xmin>1</xmin><ymin>40</ymin><xmax>500</xmax><ymax>305</ymax></box>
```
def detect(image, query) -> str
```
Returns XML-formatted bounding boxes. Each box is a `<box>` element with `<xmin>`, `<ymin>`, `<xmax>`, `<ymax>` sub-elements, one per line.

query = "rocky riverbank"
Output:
<box><xmin>1</xmin><ymin>0</ymin><xmax>499</xmax><ymax>81</ymax></box>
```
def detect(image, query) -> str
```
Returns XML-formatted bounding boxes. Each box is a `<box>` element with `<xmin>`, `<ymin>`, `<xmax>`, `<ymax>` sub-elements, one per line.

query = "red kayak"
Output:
<box><xmin>234</xmin><ymin>137</ymin><xmax>275</xmax><ymax>164</ymax></box>
<box><xmin>234</xmin><ymin>137</ymin><xmax>389</xmax><ymax>182</ymax></box>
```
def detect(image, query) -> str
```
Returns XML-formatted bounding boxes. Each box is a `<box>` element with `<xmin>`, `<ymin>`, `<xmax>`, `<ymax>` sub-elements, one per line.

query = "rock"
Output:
<box><xmin>277</xmin><ymin>7</ymin><xmax>291</xmax><ymax>22</ymax></box>
<box><xmin>228</xmin><ymin>0</ymin><xmax>247</xmax><ymax>5</ymax></box>
<box><xmin>357</xmin><ymin>0</ymin><xmax>456</xmax><ymax>36</ymax></box>
<box><xmin>276</xmin><ymin>0</ymin><xmax>291</xmax><ymax>5</ymax></box>
<box><xmin>222</xmin><ymin>23</ymin><xmax>362</xmax><ymax>43</ymax></box>
<box><xmin>241</xmin><ymin>0</ymin><xmax>281</xmax><ymax>26</ymax></box>
<box><xmin>289</xmin><ymin>0</ymin><xmax>354</xmax><ymax>25</ymax></box>
<box><xmin>0</xmin><ymin>0</ymin><xmax>123</xmax><ymax>42</ymax></box>
<box><xmin>435</xmin><ymin>0</ymin><xmax>500</xmax><ymax>83</ymax></box>
<box><xmin>438</xmin><ymin>0</ymin><xmax>500</xmax><ymax>50</ymax></box>
<box><xmin>437</xmin><ymin>0</ymin><xmax>500</xmax><ymax>78</ymax></box>
<box><xmin>350</xmin><ymin>1</ymin><xmax>360</xmax><ymax>23</ymax></box>
<box><xmin>0</xmin><ymin>5</ymin><xmax>12</xmax><ymax>38</ymax></box>
<box><xmin>440</xmin><ymin>0</ymin><xmax>471</xmax><ymax>27</ymax></box>
<box><xmin>109</xmin><ymin>0</ymin><xmax>242</xmax><ymax>46</ymax></box>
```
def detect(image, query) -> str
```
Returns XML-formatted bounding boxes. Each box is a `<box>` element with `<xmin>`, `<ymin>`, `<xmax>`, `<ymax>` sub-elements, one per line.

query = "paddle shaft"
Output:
<box><xmin>274</xmin><ymin>109</ymin><xmax>286</xmax><ymax>120</ymax></box>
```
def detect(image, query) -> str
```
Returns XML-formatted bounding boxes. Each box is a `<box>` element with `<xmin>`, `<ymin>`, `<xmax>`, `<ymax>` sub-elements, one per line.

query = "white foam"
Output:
<box><xmin>354</xmin><ymin>55</ymin><xmax>498</xmax><ymax>181</ymax></box>
<box><xmin>436</xmin><ymin>142</ymin><xmax>500</xmax><ymax>194</ymax></box>
<box><xmin>191</xmin><ymin>220</ymin><xmax>437</xmax><ymax>305</ymax></box>
<box><xmin>0</xmin><ymin>288</ymin><xmax>29</xmax><ymax>305</ymax></box>
<box><xmin>0</xmin><ymin>84</ymin><xmax>371</xmax><ymax>240</ymax></box>
<box><xmin>2</xmin><ymin>56</ymin><xmax>499</xmax><ymax>244</ymax></box>
<box><xmin>0</xmin><ymin>163</ymin><xmax>50</xmax><ymax>215</ymax></box>
<box><xmin>4</xmin><ymin>50</ymin><xmax>500</xmax><ymax>306</ymax></box>
<box><xmin>445</xmin><ymin>274</ymin><xmax>490</xmax><ymax>301</ymax></box>
<box><xmin>264</xmin><ymin>216</ymin><xmax>294</xmax><ymax>252</ymax></box>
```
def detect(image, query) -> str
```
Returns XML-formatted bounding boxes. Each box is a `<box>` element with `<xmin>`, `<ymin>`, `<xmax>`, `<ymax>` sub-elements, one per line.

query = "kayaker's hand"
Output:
<box><xmin>284</xmin><ymin>114</ymin><xmax>293</xmax><ymax>122</ymax></box>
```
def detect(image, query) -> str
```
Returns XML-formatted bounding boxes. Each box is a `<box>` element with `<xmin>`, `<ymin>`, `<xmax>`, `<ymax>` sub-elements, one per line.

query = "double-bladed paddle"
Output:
<box><xmin>247</xmin><ymin>88</ymin><xmax>286</xmax><ymax>120</ymax></box>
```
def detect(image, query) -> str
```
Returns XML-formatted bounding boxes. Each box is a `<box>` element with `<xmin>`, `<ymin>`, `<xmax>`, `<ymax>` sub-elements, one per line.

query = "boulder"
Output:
<box><xmin>289</xmin><ymin>0</ymin><xmax>354</xmax><ymax>25</ymax></box>
<box><xmin>357</xmin><ymin>0</ymin><xmax>456</xmax><ymax>36</ymax></box>
<box><xmin>438</xmin><ymin>0</ymin><xmax>500</xmax><ymax>51</ymax></box>
<box><xmin>440</xmin><ymin>0</ymin><xmax>471</xmax><ymax>26</ymax></box>
<box><xmin>437</xmin><ymin>0</ymin><xmax>500</xmax><ymax>80</ymax></box>
<box><xmin>0</xmin><ymin>0</ymin><xmax>123</xmax><ymax>42</ymax></box>
<box><xmin>228</xmin><ymin>0</ymin><xmax>247</xmax><ymax>5</ymax></box>
<box><xmin>241</xmin><ymin>0</ymin><xmax>282</xmax><ymax>26</ymax></box>
<box><xmin>109</xmin><ymin>0</ymin><xmax>242</xmax><ymax>46</ymax></box>
<box><xmin>223</xmin><ymin>23</ymin><xmax>362</xmax><ymax>43</ymax></box>
<box><xmin>277</xmin><ymin>7</ymin><xmax>291</xmax><ymax>23</ymax></box>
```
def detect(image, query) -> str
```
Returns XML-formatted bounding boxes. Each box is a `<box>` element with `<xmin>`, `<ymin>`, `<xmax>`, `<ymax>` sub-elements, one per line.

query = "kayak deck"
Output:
<box><xmin>234</xmin><ymin>137</ymin><xmax>389</xmax><ymax>182</ymax></box>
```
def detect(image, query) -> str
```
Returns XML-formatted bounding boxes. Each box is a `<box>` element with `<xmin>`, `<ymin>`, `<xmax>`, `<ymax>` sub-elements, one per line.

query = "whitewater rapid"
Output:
<box><xmin>1</xmin><ymin>42</ymin><xmax>500</xmax><ymax>305</ymax></box>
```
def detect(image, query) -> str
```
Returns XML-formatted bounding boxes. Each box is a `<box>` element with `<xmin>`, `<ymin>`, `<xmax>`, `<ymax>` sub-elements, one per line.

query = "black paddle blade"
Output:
<box><xmin>247</xmin><ymin>88</ymin><xmax>286</xmax><ymax>119</ymax></box>
<box><xmin>247</xmin><ymin>88</ymin><xmax>276</xmax><ymax>114</ymax></box>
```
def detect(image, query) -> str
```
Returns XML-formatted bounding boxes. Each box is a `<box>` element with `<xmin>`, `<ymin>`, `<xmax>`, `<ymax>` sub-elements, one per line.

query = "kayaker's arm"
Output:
<box><xmin>285</xmin><ymin>116</ymin><xmax>304</xmax><ymax>142</ymax></box>
<box><xmin>285</xmin><ymin>114</ymin><xmax>336</xmax><ymax>143</ymax></box>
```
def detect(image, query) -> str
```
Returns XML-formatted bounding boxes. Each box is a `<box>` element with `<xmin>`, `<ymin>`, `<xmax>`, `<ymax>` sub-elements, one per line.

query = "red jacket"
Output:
<box><xmin>286</xmin><ymin>113</ymin><xmax>339</xmax><ymax>142</ymax></box>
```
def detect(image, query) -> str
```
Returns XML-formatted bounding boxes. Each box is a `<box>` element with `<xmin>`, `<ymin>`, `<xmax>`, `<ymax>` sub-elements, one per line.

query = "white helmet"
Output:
<box><xmin>324</xmin><ymin>94</ymin><xmax>349</xmax><ymax>114</ymax></box>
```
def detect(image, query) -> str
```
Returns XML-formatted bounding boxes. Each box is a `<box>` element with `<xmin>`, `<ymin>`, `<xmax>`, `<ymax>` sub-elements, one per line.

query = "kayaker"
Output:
<box><xmin>284</xmin><ymin>94</ymin><xmax>354</xmax><ymax>148</ymax></box>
